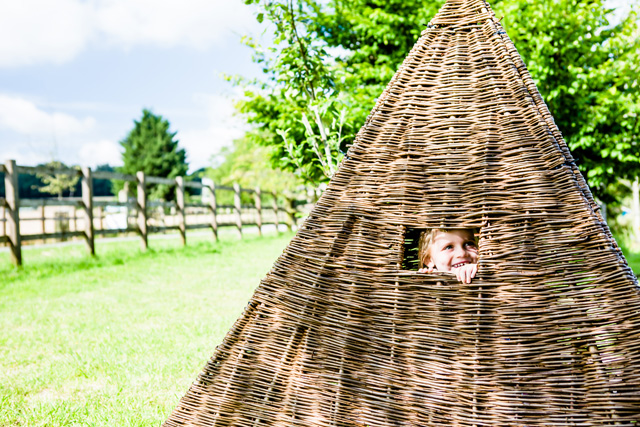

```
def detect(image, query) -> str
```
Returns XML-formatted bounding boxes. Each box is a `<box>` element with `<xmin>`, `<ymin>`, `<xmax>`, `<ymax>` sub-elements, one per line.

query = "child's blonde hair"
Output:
<box><xmin>418</xmin><ymin>229</ymin><xmax>439</xmax><ymax>269</ymax></box>
<box><xmin>418</xmin><ymin>228</ymin><xmax>478</xmax><ymax>269</ymax></box>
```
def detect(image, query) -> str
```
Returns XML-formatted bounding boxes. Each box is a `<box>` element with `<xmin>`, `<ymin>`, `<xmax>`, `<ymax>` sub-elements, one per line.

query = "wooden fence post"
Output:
<box><xmin>4</xmin><ymin>160</ymin><xmax>21</xmax><ymax>266</ymax></box>
<box><xmin>234</xmin><ymin>183</ymin><xmax>242</xmax><ymax>238</ymax></box>
<box><xmin>41</xmin><ymin>199</ymin><xmax>46</xmax><ymax>238</ymax></box>
<box><xmin>271</xmin><ymin>191</ymin><xmax>280</xmax><ymax>233</ymax></box>
<box><xmin>203</xmin><ymin>178</ymin><xmax>218</xmax><ymax>242</ymax></box>
<box><xmin>176</xmin><ymin>176</ymin><xmax>186</xmax><ymax>246</ymax></box>
<box><xmin>81</xmin><ymin>167</ymin><xmax>95</xmax><ymax>256</ymax></box>
<box><xmin>285</xmin><ymin>195</ymin><xmax>295</xmax><ymax>232</ymax></box>
<box><xmin>137</xmin><ymin>171</ymin><xmax>148</xmax><ymax>250</ymax></box>
<box><xmin>255</xmin><ymin>186</ymin><xmax>262</xmax><ymax>237</ymax></box>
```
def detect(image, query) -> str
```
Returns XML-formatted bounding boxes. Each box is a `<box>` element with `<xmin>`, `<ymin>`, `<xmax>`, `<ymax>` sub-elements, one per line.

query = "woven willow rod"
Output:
<box><xmin>164</xmin><ymin>0</ymin><xmax>640</xmax><ymax>425</ymax></box>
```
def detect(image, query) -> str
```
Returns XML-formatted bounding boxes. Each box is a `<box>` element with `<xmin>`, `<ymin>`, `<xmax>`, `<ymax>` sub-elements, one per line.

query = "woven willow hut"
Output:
<box><xmin>164</xmin><ymin>0</ymin><xmax>640</xmax><ymax>425</ymax></box>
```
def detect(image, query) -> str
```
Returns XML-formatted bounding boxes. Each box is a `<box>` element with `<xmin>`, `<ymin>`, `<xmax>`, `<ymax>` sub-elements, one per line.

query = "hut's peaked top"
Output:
<box><xmin>164</xmin><ymin>0</ymin><xmax>640</xmax><ymax>426</ymax></box>
<box><xmin>430</xmin><ymin>0</ymin><xmax>495</xmax><ymax>26</ymax></box>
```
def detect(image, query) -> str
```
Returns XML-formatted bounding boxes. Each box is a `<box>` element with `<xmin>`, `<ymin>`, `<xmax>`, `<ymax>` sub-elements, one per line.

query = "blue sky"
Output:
<box><xmin>0</xmin><ymin>0</ymin><xmax>262</xmax><ymax>172</ymax></box>
<box><xmin>0</xmin><ymin>0</ymin><xmax>633</xmax><ymax>173</ymax></box>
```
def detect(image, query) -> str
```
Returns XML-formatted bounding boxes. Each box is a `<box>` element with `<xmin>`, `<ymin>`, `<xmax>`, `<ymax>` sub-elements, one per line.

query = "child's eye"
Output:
<box><xmin>464</xmin><ymin>242</ymin><xmax>477</xmax><ymax>249</ymax></box>
<box><xmin>444</xmin><ymin>245</ymin><xmax>453</xmax><ymax>250</ymax></box>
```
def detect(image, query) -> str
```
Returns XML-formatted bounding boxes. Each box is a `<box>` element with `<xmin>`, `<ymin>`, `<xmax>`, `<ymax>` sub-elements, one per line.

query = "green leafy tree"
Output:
<box><xmin>93</xmin><ymin>164</ymin><xmax>115</xmax><ymax>197</ymax></box>
<box><xmin>237</xmin><ymin>0</ymin><xmax>639</xmax><ymax>202</ymax></box>
<box><xmin>236</xmin><ymin>0</ymin><xmax>362</xmax><ymax>184</ymax></box>
<box><xmin>235</xmin><ymin>0</ymin><xmax>444</xmax><ymax>185</ymax></box>
<box><xmin>209</xmin><ymin>136</ymin><xmax>301</xmax><ymax>189</ymax></box>
<box><xmin>36</xmin><ymin>161</ymin><xmax>80</xmax><ymax>200</ymax></box>
<box><xmin>117</xmin><ymin>109</ymin><xmax>188</xmax><ymax>201</ymax></box>
<box><xmin>493</xmin><ymin>0</ymin><xmax>640</xmax><ymax>204</ymax></box>
<box><xmin>1</xmin><ymin>168</ymin><xmax>47</xmax><ymax>199</ymax></box>
<box><xmin>207</xmin><ymin>135</ymin><xmax>303</xmax><ymax>205</ymax></box>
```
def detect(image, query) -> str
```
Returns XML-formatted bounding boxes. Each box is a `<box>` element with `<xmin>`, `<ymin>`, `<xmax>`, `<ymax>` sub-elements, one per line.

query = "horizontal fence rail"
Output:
<box><xmin>1</xmin><ymin>160</ymin><xmax>315</xmax><ymax>267</ymax></box>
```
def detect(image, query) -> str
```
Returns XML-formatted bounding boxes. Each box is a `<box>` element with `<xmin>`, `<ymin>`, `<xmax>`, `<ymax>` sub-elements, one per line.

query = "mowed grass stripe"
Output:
<box><xmin>0</xmin><ymin>231</ymin><xmax>294</xmax><ymax>427</ymax></box>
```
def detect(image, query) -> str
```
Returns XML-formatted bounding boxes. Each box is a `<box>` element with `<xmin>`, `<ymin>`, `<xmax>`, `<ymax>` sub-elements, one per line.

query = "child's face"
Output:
<box><xmin>427</xmin><ymin>229</ymin><xmax>478</xmax><ymax>272</ymax></box>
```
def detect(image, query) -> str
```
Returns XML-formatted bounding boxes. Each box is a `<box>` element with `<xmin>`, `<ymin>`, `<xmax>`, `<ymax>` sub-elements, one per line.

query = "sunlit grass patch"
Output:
<box><xmin>0</xmin><ymin>231</ymin><xmax>294</xmax><ymax>426</ymax></box>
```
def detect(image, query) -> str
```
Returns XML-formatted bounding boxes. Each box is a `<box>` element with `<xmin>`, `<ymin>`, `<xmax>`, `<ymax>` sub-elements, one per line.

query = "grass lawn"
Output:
<box><xmin>0</xmin><ymin>230</ymin><xmax>294</xmax><ymax>427</ymax></box>
<box><xmin>622</xmin><ymin>247</ymin><xmax>640</xmax><ymax>276</ymax></box>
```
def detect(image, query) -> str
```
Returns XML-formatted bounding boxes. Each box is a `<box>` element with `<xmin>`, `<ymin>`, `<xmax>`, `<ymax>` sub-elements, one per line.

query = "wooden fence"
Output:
<box><xmin>0</xmin><ymin>160</ymin><xmax>311</xmax><ymax>267</ymax></box>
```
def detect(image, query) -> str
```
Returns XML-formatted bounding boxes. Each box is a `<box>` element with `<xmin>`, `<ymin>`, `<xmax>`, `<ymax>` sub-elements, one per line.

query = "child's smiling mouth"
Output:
<box><xmin>452</xmin><ymin>261</ymin><xmax>470</xmax><ymax>268</ymax></box>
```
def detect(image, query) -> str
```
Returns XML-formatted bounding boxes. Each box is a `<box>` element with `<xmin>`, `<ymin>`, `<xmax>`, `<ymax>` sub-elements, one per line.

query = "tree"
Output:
<box><xmin>235</xmin><ymin>0</ymin><xmax>448</xmax><ymax>185</ymax></box>
<box><xmin>18</xmin><ymin>172</ymin><xmax>48</xmax><ymax>198</ymax></box>
<box><xmin>93</xmin><ymin>164</ymin><xmax>115</xmax><ymax>197</ymax></box>
<box><xmin>36</xmin><ymin>161</ymin><xmax>80</xmax><ymax>200</ymax></box>
<box><xmin>117</xmin><ymin>109</ymin><xmax>188</xmax><ymax>201</ymax></box>
<box><xmin>493</xmin><ymin>0</ymin><xmax>640</xmax><ymax>204</ymax></box>
<box><xmin>208</xmin><ymin>135</ymin><xmax>301</xmax><ymax>192</ymax></box>
<box><xmin>235</xmin><ymin>0</ymin><xmax>349</xmax><ymax>185</ymax></box>
<box><xmin>207</xmin><ymin>135</ymin><xmax>308</xmax><ymax>209</ymax></box>
<box><xmin>237</xmin><ymin>0</ymin><xmax>639</xmax><ymax>202</ymax></box>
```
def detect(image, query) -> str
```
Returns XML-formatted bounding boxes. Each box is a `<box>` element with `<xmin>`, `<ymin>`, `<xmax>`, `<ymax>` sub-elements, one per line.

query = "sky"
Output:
<box><xmin>0</xmin><ymin>0</ymin><xmax>262</xmax><ymax>173</ymax></box>
<box><xmin>0</xmin><ymin>0</ymin><xmax>633</xmax><ymax>174</ymax></box>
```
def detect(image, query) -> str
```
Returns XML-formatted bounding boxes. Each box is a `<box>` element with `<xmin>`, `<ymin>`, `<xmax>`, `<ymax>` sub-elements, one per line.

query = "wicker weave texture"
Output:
<box><xmin>164</xmin><ymin>0</ymin><xmax>640</xmax><ymax>425</ymax></box>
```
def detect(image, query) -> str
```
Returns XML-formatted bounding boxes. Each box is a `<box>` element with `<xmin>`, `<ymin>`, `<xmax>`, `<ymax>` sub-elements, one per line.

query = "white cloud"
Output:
<box><xmin>96</xmin><ymin>0</ymin><xmax>256</xmax><ymax>49</ymax></box>
<box><xmin>177</xmin><ymin>93</ymin><xmax>246</xmax><ymax>172</ymax></box>
<box><xmin>0</xmin><ymin>94</ymin><xmax>96</xmax><ymax>135</ymax></box>
<box><xmin>0</xmin><ymin>0</ymin><xmax>92</xmax><ymax>67</ymax></box>
<box><xmin>0</xmin><ymin>144</ymin><xmax>50</xmax><ymax>167</ymax></box>
<box><xmin>78</xmin><ymin>139</ymin><xmax>122</xmax><ymax>168</ymax></box>
<box><xmin>0</xmin><ymin>135</ymin><xmax>121</xmax><ymax>168</ymax></box>
<box><xmin>0</xmin><ymin>0</ymin><xmax>260</xmax><ymax>68</ymax></box>
<box><xmin>0</xmin><ymin>93</ymin><xmax>246</xmax><ymax>171</ymax></box>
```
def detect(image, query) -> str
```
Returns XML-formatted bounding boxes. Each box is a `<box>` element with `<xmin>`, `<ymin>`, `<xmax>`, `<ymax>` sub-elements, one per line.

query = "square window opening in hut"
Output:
<box><xmin>402</xmin><ymin>227</ymin><xmax>425</xmax><ymax>270</ymax></box>
<box><xmin>403</xmin><ymin>227</ymin><xmax>480</xmax><ymax>271</ymax></box>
